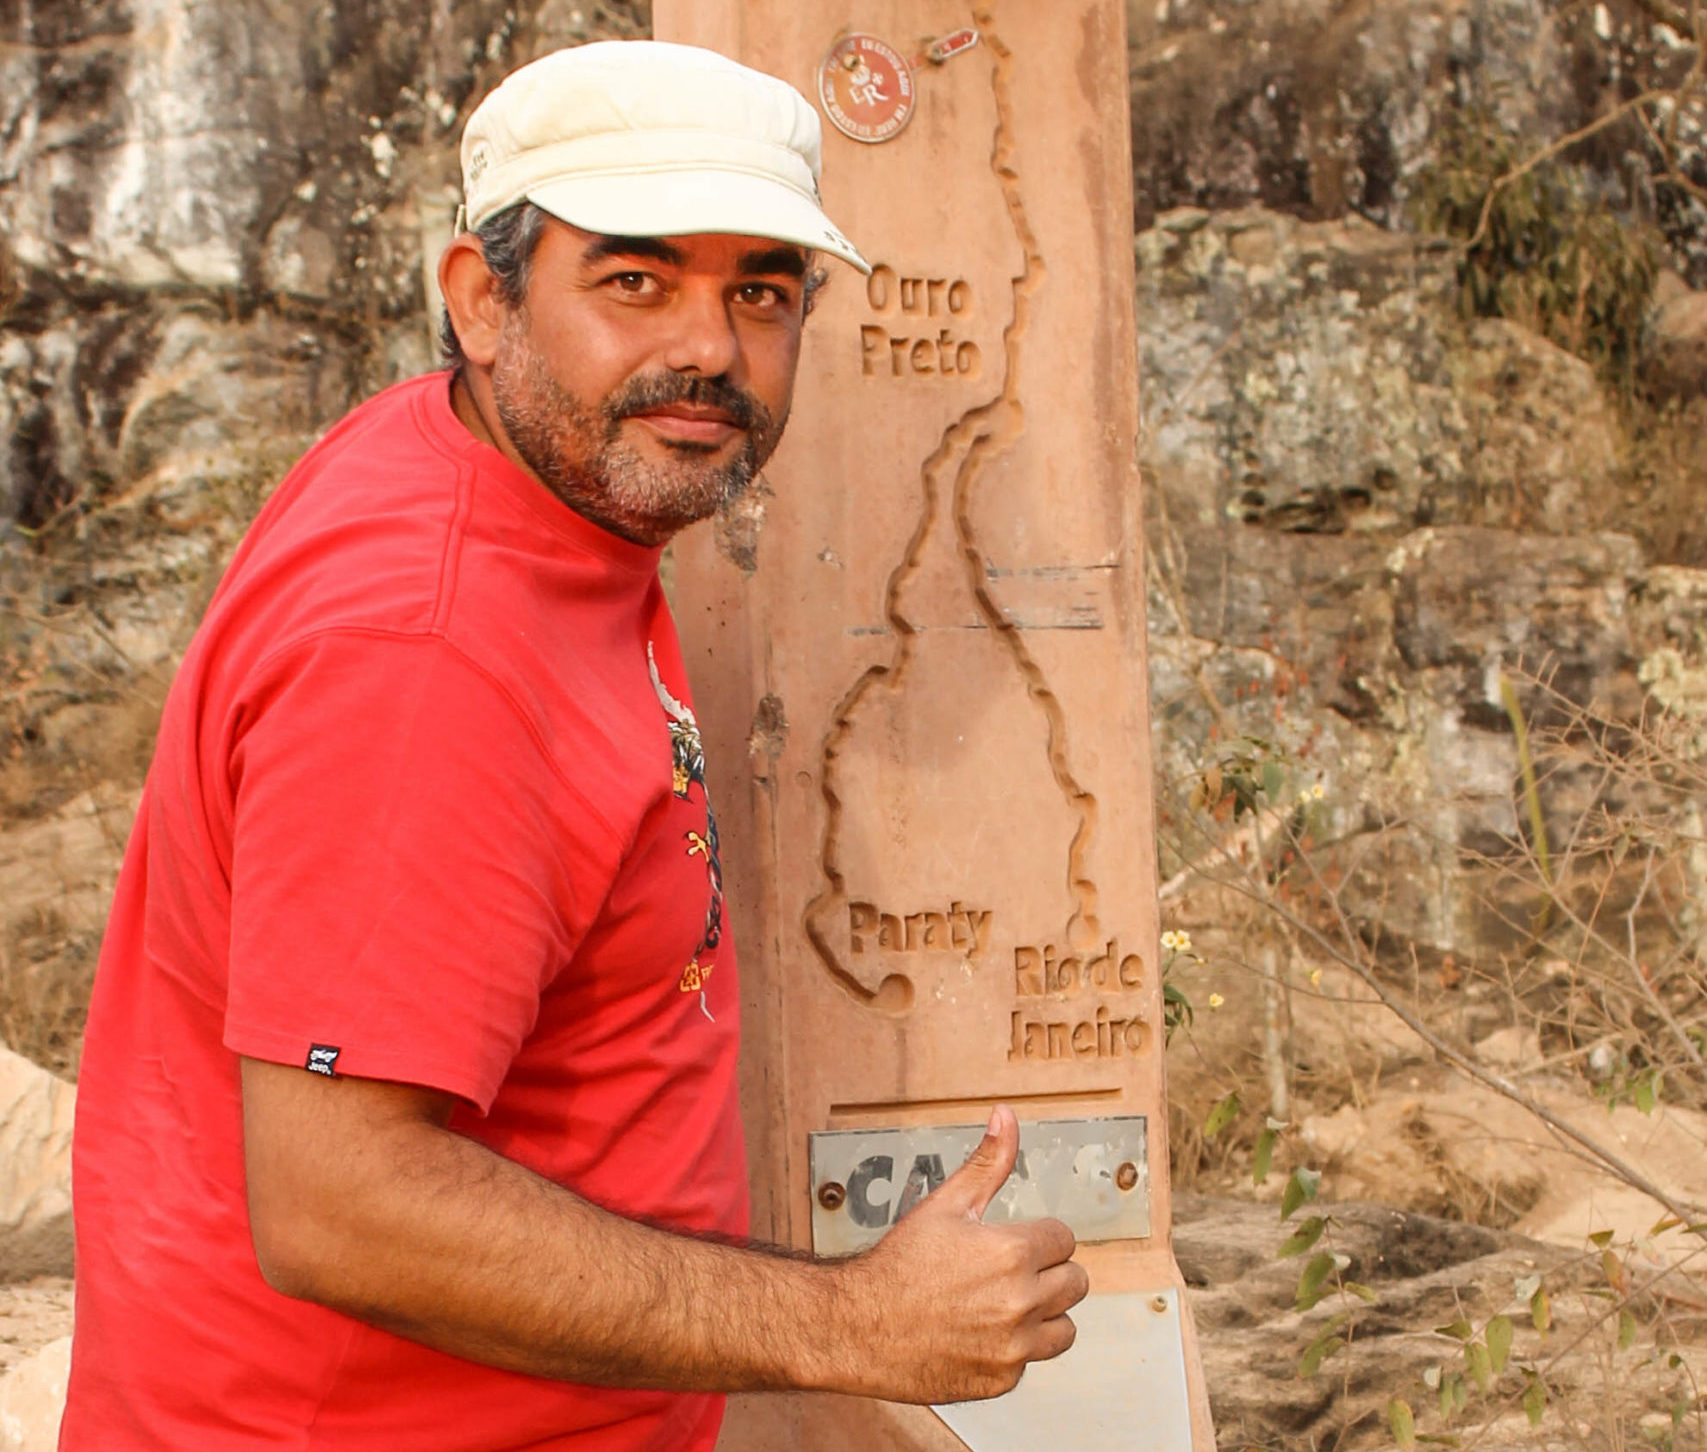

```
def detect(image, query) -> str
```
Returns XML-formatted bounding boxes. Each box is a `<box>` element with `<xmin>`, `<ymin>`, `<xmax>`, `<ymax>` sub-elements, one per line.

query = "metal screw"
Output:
<box><xmin>817</xmin><ymin>1181</ymin><xmax>846</xmax><ymax>1211</ymax></box>
<box><xmin>1150</xmin><ymin>1294</ymin><xmax>1169</xmax><ymax>1314</ymax></box>
<box><xmin>1115</xmin><ymin>1161</ymin><xmax>1139</xmax><ymax>1192</ymax></box>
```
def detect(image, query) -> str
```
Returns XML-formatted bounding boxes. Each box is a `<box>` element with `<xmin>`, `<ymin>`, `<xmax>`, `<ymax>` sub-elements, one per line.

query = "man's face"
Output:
<box><xmin>488</xmin><ymin>219</ymin><xmax>809</xmax><ymax>545</ymax></box>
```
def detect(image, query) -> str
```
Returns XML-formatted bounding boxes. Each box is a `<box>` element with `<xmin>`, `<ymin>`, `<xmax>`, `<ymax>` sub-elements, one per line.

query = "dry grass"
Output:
<box><xmin>0</xmin><ymin>908</ymin><xmax>97</xmax><ymax>1079</ymax></box>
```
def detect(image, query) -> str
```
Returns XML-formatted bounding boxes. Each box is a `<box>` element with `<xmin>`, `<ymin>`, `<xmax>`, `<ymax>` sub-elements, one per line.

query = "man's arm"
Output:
<box><xmin>241</xmin><ymin>1059</ymin><xmax>1086</xmax><ymax>1405</ymax></box>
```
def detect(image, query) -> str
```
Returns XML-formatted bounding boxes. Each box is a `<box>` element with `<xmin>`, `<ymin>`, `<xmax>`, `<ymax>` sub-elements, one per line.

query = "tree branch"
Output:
<box><xmin>1200</xmin><ymin>840</ymin><xmax>1707</xmax><ymax>1239</ymax></box>
<box><xmin>1465</xmin><ymin>90</ymin><xmax>1671</xmax><ymax>253</ymax></box>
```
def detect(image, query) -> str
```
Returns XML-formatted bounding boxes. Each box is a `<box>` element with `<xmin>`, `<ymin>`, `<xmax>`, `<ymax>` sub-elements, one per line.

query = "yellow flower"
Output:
<box><xmin>1161</xmin><ymin>929</ymin><xmax>1192</xmax><ymax>953</ymax></box>
<box><xmin>1311</xmin><ymin>781</ymin><xmax>1326</xmax><ymax>800</ymax></box>
<box><xmin>1309</xmin><ymin>968</ymin><xmax>1322</xmax><ymax>988</ymax></box>
<box><xmin>1207</xmin><ymin>992</ymin><xmax>1225</xmax><ymax>1010</ymax></box>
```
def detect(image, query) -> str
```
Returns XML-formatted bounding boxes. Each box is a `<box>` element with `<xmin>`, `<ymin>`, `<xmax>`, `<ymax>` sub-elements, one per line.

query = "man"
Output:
<box><xmin>62</xmin><ymin>40</ymin><xmax>1086</xmax><ymax>1451</ymax></box>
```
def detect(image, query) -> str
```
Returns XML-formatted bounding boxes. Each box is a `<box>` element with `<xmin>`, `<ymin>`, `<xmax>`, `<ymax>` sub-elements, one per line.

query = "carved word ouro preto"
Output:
<box><xmin>859</xmin><ymin>263</ymin><xmax>982</xmax><ymax>379</ymax></box>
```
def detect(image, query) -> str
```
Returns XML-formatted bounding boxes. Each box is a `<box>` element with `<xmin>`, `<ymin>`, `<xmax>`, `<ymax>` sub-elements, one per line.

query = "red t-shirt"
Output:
<box><xmin>62</xmin><ymin>373</ymin><xmax>746</xmax><ymax>1451</ymax></box>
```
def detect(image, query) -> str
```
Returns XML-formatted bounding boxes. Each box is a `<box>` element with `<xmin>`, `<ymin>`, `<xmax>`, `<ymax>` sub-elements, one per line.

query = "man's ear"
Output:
<box><xmin>438</xmin><ymin>234</ymin><xmax>506</xmax><ymax>367</ymax></box>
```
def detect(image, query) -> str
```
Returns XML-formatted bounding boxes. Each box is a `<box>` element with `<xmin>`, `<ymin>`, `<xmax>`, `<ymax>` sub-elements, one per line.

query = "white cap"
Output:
<box><xmin>459</xmin><ymin>41</ymin><xmax>870</xmax><ymax>274</ymax></box>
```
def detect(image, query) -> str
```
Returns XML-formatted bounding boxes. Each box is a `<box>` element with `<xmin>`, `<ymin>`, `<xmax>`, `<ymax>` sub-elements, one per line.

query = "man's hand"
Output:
<box><xmin>242</xmin><ymin>1061</ymin><xmax>1084</xmax><ymax>1402</ymax></box>
<box><xmin>831</xmin><ymin>1105</ymin><xmax>1087</xmax><ymax>1403</ymax></box>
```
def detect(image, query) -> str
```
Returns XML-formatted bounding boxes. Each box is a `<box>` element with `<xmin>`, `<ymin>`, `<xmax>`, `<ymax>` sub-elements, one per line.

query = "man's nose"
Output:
<box><xmin>660</xmin><ymin>282</ymin><xmax>741</xmax><ymax>377</ymax></box>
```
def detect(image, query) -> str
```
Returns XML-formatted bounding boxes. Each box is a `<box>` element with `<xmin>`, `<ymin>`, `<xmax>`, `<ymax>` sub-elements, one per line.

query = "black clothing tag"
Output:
<box><xmin>305</xmin><ymin>1044</ymin><xmax>341</xmax><ymax>1077</ymax></box>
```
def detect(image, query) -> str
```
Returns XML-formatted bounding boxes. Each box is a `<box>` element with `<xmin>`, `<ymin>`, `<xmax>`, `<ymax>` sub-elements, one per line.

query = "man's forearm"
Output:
<box><xmin>250</xmin><ymin>1097</ymin><xmax>851</xmax><ymax>1392</ymax></box>
<box><xmin>242</xmin><ymin>1061</ymin><xmax>1084</xmax><ymax>1404</ymax></box>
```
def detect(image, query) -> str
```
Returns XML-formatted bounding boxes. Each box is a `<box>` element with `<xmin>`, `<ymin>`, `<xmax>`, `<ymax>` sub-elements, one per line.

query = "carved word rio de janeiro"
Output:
<box><xmin>845</xmin><ymin>903</ymin><xmax>1151</xmax><ymax>1062</ymax></box>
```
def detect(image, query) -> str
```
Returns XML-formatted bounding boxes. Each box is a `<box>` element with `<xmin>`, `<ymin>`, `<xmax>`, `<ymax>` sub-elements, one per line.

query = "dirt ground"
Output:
<box><xmin>1160</xmin><ymin>931</ymin><xmax>1707</xmax><ymax>1448</ymax></box>
<box><xmin>0</xmin><ymin>1280</ymin><xmax>71</xmax><ymax>1378</ymax></box>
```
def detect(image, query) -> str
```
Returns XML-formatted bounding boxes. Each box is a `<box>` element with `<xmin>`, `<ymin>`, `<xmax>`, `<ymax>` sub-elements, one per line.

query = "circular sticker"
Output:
<box><xmin>818</xmin><ymin>34</ymin><xmax>915</xmax><ymax>144</ymax></box>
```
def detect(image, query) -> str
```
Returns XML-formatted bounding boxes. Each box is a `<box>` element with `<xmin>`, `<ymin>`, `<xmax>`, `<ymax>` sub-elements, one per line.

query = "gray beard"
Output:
<box><xmin>489</xmin><ymin>318</ymin><xmax>783</xmax><ymax>545</ymax></box>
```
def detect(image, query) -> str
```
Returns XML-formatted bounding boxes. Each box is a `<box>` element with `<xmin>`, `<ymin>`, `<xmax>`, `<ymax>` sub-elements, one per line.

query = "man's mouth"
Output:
<box><xmin>627</xmin><ymin>404</ymin><xmax>744</xmax><ymax>447</ymax></box>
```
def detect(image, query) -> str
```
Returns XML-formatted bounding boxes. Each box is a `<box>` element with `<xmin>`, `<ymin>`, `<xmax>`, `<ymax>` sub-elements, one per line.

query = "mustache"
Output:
<box><xmin>604</xmin><ymin>372</ymin><xmax>770</xmax><ymax>435</ymax></box>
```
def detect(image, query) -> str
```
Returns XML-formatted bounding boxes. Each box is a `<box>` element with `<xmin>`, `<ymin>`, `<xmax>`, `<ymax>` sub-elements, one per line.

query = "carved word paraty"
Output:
<box><xmin>848</xmin><ymin>901</ymin><xmax>993</xmax><ymax>956</ymax></box>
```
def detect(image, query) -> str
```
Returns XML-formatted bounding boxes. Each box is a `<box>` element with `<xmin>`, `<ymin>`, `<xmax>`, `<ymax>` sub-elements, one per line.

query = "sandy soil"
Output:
<box><xmin>0</xmin><ymin>1280</ymin><xmax>71</xmax><ymax>1378</ymax></box>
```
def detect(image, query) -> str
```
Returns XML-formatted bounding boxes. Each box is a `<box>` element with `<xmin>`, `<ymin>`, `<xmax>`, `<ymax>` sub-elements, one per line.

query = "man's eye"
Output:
<box><xmin>609</xmin><ymin>272</ymin><xmax>660</xmax><ymax>296</ymax></box>
<box><xmin>737</xmin><ymin>283</ymin><xmax>788</xmax><ymax>308</ymax></box>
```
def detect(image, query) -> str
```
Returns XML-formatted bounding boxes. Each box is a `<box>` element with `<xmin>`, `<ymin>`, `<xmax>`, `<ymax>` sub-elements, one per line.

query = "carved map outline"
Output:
<box><xmin>802</xmin><ymin>11</ymin><xmax>1103</xmax><ymax>1015</ymax></box>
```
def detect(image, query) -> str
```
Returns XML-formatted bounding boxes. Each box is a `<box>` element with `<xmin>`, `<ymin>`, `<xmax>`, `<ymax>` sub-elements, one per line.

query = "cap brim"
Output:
<box><xmin>526</xmin><ymin>169</ymin><xmax>870</xmax><ymax>274</ymax></box>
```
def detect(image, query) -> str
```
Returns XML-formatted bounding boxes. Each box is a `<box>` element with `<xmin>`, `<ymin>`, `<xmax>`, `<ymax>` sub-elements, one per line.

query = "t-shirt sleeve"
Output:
<box><xmin>222</xmin><ymin>628</ymin><xmax>606</xmax><ymax>1112</ymax></box>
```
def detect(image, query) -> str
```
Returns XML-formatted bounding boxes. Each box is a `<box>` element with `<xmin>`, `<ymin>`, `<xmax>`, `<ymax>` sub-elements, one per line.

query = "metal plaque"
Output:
<box><xmin>933</xmin><ymin>1289</ymin><xmax>1195</xmax><ymax>1451</ymax></box>
<box><xmin>808</xmin><ymin>1115</ymin><xmax>1150</xmax><ymax>1255</ymax></box>
<box><xmin>817</xmin><ymin>33</ymin><xmax>915</xmax><ymax>144</ymax></box>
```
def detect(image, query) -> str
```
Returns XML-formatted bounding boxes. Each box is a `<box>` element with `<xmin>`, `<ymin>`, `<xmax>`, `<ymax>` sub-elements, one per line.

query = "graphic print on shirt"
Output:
<box><xmin>648</xmin><ymin>644</ymin><xmax>724</xmax><ymax>1021</ymax></box>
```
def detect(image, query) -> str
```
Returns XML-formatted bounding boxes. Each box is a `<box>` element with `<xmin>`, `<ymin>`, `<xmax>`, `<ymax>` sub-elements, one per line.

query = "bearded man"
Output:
<box><xmin>61</xmin><ymin>41</ymin><xmax>1086</xmax><ymax>1452</ymax></box>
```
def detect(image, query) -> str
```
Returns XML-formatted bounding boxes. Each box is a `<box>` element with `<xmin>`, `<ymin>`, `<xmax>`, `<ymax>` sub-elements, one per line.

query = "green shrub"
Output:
<box><xmin>1412</xmin><ymin>109</ymin><xmax>1660</xmax><ymax>396</ymax></box>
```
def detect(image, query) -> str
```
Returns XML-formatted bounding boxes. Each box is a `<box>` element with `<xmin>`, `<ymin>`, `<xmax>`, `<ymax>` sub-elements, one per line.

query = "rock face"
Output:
<box><xmin>1140</xmin><ymin>203</ymin><xmax>1707</xmax><ymax>966</ymax></box>
<box><xmin>1128</xmin><ymin>0</ymin><xmax>1707</xmax><ymax>285</ymax></box>
<box><xmin>1139</xmin><ymin>207</ymin><xmax>1624</xmax><ymax>539</ymax></box>
<box><xmin>0</xmin><ymin>0</ymin><xmax>649</xmax><ymax>1065</ymax></box>
<box><xmin>0</xmin><ymin>0</ymin><xmax>651</xmax><ymax>521</ymax></box>
<box><xmin>1643</xmin><ymin>270</ymin><xmax>1707</xmax><ymax>401</ymax></box>
<box><xmin>0</xmin><ymin>1050</ymin><xmax>73</xmax><ymax>1284</ymax></box>
<box><xmin>0</xmin><ymin>1336</ymin><xmax>69</xmax><ymax>1452</ymax></box>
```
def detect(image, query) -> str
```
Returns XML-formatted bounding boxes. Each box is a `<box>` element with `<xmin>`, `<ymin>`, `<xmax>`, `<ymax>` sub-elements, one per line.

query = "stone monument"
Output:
<box><xmin>656</xmin><ymin>3</ymin><xmax>1214</xmax><ymax>1446</ymax></box>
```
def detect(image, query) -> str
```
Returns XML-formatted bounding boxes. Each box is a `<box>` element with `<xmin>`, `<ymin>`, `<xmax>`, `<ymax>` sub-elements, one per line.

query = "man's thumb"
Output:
<box><xmin>935</xmin><ymin>1105</ymin><xmax>1019</xmax><ymax>1220</ymax></box>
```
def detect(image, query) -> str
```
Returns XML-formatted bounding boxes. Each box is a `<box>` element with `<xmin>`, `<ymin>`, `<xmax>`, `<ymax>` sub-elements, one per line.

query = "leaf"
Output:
<box><xmin>1588</xmin><ymin>1229</ymin><xmax>1616</xmax><ymax>1249</ymax></box>
<box><xmin>1277</xmin><ymin>1215</ymin><xmax>1326</xmax><ymax>1259</ymax></box>
<box><xmin>1281</xmin><ymin>1166</ymin><xmax>1322</xmax><ymax>1220</ymax></box>
<box><xmin>1296</xmin><ymin>1250</ymin><xmax>1337</xmax><ymax>1311</ymax></box>
<box><xmin>1523</xmin><ymin>1374</ymin><xmax>1547</xmax><ymax>1427</ymax></box>
<box><xmin>1422</xmin><ymin>1365</ymin><xmax>1442</xmax><ymax>1390</ymax></box>
<box><xmin>1452</xmin><ymin>1374</ymin><xmax>1468</xmax><ymax>1412</ymax></box>
<box><xmin>1389</xmin><ymin>1398</ymin><xmax>1416</xmax><ymax>1451</ymax></box>
<box><xmin>1486</xmin><ymin>1314</ymin><xmax>1513</xmax><ymax>1374</ymax></box>
<box><xmin>1649</xmin><ymin>1215</ymin><xmax>1683</xmax><ymax>1237</ymax></box>
<box><xmin>1298</xmin><ymin>1331</ymin><xmax>1344</xmax><ymax>1379</ymax></box>
<box><xmin>1262</xmin><ymin>759</ymin><xmax>1284</xmax><ymax>799</ymax></box>
<box><xmin>1434</xmin><ymin>1318</ymin><xmax>1474</xmax><ymax>1342</ymax></box>
<box><xmin>1634</xmin><ymin>1071</ymin><xmax>1658</xmax><ymax>1116</ymax></box>
<box><xmin>1531</xmin><ymin>1288</ymin><xmax>1551</xmax><ymax>1333</ymax></box>
<box><xmin>1618</xmin><ymin>1307</ymin><xmax>1638</xmax><ymax>1351</ymax></box>
<box><xmin>1203</xmin><ymin>764</ymin><xmax>1223</xmax><ymax>805</ymax></box>
<box><xmin>1513</xmin><ymin>1273</ymin><xmax>1541</xmax><ymax>1303</ymax></box>
<box><xmin>1602</xmin><ymin>1248</ymin><xmax>1626</xmax><ymax>1292</ymax></box>
<box><xmin>1203</xmin><ymin>1090</ymin><xmax>1241</xmax><ymax>1139</ymax></box>
<box><xmin>1252</xmin><ymin>1125</ymin><xmax>1278</xmax><ymax>1187</ymax></box>
<box><xmin>1344</xmin><ymin>1280</ymin><xmax>1379</xmax><ymax>1304</ymax></box>
<box><xmin>1465</xmin><ymin>1340</ymin><xmax>1492</xmax><ymax>1394</ymax></box>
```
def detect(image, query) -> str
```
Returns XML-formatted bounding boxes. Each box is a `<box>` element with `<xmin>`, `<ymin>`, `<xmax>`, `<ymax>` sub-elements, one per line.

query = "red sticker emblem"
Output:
<box><xmin>818</xmin><ymin>33</ymin><xmax>915</xmax><ymax>145</ymax></box>
<box><xmin>925</xmin><ymin>27</ymin><xmax>979</xmax><ymax>64</ymax></box>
